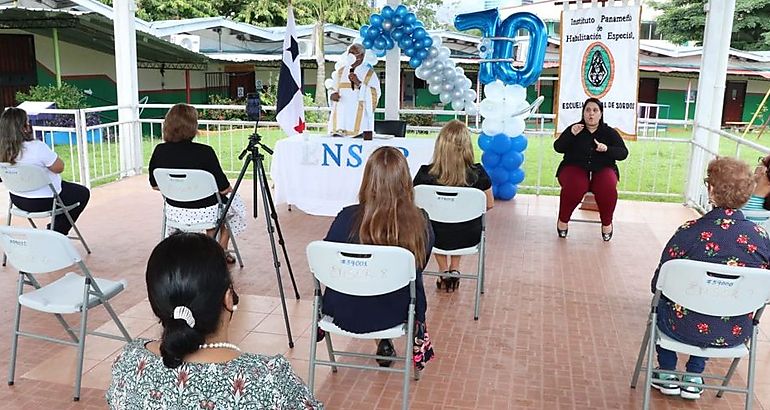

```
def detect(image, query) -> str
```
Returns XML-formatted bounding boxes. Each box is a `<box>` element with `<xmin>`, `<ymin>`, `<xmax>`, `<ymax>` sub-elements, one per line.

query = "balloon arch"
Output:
<box><xmin>353</xmin><ymin>5</ymin><xmax>548</xmax><ymax>200</ymax></box>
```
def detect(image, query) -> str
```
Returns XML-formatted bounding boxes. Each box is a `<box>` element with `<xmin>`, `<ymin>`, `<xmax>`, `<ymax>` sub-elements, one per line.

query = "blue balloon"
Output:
<box><xmin>491</xmin><ymin>134</ymin><xmax>512</xmax><ymax>154</ymax></box>
<box><xmin>374</xmin><ymin>37</ymin><xmax>387</xmax><ymax>50</ymax></box>
<box><xmin>478</xmin><ymin>133</ymin><xmax>493</xmax><ymax>151</ymax></box>
<box><xmin>416</xmin><ymin>48</ymin><xmax>429</xmax><ymax>60</ymax></box>
<box><xmin>362</xmin><ymin>38</ymin><xmax>374</xmax><ymax>49</ymax></box>
<box><xmin>422</xmin><ymin>37</ymin><xmax>433</xmax><ymax>48</ymax></box>
<box><xmin>501</xmin><ymin>151</ymin><xmax>524</xmax><ymax>170</ymax></box>
<box><xmin>495</xmin><ymin>12</ymin><xmax>547</xmax><ymax>86</ymax></box>
<box><xmin>408</xmin><ymin>56</ymin><xmax>422</xmax><ymax>68</ymax></box>
<box><xmin>404</xmin><ymin>47</ymin><xmax>416</xmax><ymax>57</ymax></box>
<box><xmin>403</xmin><ymin>24</ymin><xmax>415</xmax><ymax>34</ymax></box>
<box><xmin>481</xmin><ymin>152</ymin><xmax>501</xmax><ymax>168</ymax></box>
<box><xmin>375</xmin><ymin>48</ymin><xmax>387</xmax><ymax>57</ymax></box>
<box><xmin>391</xmin><ymin>29</ymin><xmax>404</xmax><ymax>41</ymax></box>
<box><xmin>404</xmin><ymin>13</ymin><xmax>417</xmax><ymax>25</ymax></box>
<box><xmin>381</xmin><ymin>5</ymin><xmax>394</xmax><ymax>19</ymax></box>
<box><xmin>454</xmin><ymin>8</ymin><xmax>500</xmax><ymax>85</ymax></box>
<box><xmin>413</xmin><ymin>27</ymin><xmax>427</xmax><ymax>40</ymax></box>
<box><xmin>508</xmin><ymin>168</ymin><xmax>525</xmax><ymax>185</ymax></box>
<box><xmin>384</xmin><ymin>35</ymin><xmax>395</xmax><ymax>50</ymax></box>
<box><xmin>360</xmin><ymin>25</ymin><xmax>370</xmax><ymax>38</ymax></box>
<box><xmin>395</xmin><ymin>4</ymin><xmax>408</xmax><ymax>16</ymax></box>
<box><xmin>510</xmin><ymin>135</ymin><xmax>528</xmax><ymax>152</ymax></box>
<box><xmin>367</xmin><ymin>26</ymin><xmax>381</xmax><ymax>39</ymax></box>
<box><xmin>392</xmin><ymin>15</ymin><xmax>403</xmax><ymax>26</ymax></box>
<box><xmin>399</xmin><ymin>38</ymin><xmax>412</xmax><ymax>49</ymax></box>
<box><xmin>370</xmin><ymin>14</ymin><xmax>384</xmax><ymax>27</ymax></box>
<box><xmin>491</xmin><ymin>166</ymin><xmax>509</xmax><ymax>185</ymax></box>
<box><xmin>494</xmin><ymin>182</ymin><xmax>517</xmax><ymax>200</ymax></box>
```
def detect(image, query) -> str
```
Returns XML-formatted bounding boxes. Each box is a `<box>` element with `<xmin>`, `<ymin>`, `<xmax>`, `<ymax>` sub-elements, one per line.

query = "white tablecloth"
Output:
<box><xmin>271</xmin><ymin>135</ymin><xmax>435</xmax><ymax>216</ymax></box>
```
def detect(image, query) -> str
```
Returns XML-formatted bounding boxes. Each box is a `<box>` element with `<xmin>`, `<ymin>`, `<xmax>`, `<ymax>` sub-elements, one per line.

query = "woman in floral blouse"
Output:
<box><xmin>650</xmin><ymin>157</ymin><xmax>770</xmax><ymax>400</ymax></box>
<box><xmin>107</xmin><ymin>233</ymin><xmax>323</xmax><ymax>409</ymax></box>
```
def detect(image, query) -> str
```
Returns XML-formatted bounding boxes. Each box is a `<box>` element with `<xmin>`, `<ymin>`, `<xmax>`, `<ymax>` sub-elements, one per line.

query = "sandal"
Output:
<box><xmin>436</xmin><ymin>271</ymin><xmax>450</xmax><ymax>289</ymax></box>
<box><xmin>446</xmin><ymin>270</ymin><xmax>460</xmax><ymax>292</ymax></box>
<box><xmin>225</xmin><ymin>252</ymin><xmax>236</xmax><ymax>264</ymax></box>
<box><xmin>376</xmin><ymin>339</ymin><xmax>396</xmax><ymax>367</ymax></box>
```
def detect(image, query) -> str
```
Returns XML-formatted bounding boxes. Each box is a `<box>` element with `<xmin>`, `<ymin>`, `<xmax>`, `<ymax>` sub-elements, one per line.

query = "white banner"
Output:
<box><xmin>556</xmin><ymin>4</ymin><xmax>641</xmax><ymax>138</ymax></box>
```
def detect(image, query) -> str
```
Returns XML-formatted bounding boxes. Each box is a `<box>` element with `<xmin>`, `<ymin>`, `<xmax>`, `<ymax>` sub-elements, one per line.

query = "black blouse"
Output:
<box><xmin>553</xmin><ymin>123</ymin><xmax>629</xmax><ymax>179</ymax></box>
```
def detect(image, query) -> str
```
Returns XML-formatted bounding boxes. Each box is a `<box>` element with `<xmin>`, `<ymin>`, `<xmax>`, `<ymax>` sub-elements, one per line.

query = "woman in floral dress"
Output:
<box><xmin>107</xmin><ymin>233</ymin><xmax>322</xmax><ymax>409</ymax></box>
<box><xmin>650</xmin><ymin>157</ymin><xmax>770</xmax><ymax>400</ymax></box>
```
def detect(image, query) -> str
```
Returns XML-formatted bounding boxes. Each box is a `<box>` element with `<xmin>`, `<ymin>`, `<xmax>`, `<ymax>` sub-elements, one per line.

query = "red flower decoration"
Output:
<box><xmin>725</xmin><ymin>209</ymin><xmax>735</xmax><ymax>216</ymax></box>
<box><xmin>748</xmin><ymin>244</ymin><xmax>758</xmax><ymax>253</ymax></box>
<box><xmin>696</xmin><ymin>323</ymin><xmax>710</xmax><ymax>334</ymax></box>
<box><xmin>705</xmin><ymin>242</ymin><xmax>720</xmax><ymax>252</ymax></box>
<box><xmin>732</xmin><ymin>324</ymin><xmax>743</xmax><ymax>336</ymax></box>
<box><xmin>700</xmin><ymin>231</ymin><xmax>713</xmax><ymax>241</ymax></box>
<box><xmin>737</xmin><ymin>234</ymin><xmax>749</xmax><ymax>244</ymax></box>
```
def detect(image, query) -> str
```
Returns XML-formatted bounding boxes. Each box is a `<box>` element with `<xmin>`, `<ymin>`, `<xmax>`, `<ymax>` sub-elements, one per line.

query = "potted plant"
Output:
<box><xmin>15</xmin><ymin>84</ymin><xmax>102</xmax><ymax>145</ymax></box>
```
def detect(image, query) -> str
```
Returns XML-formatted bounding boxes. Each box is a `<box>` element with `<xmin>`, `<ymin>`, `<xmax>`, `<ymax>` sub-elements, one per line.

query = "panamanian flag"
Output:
<box><xmin>275</xmin><ymin>5</ymin><xmax>305</xmax><ymax>136</ymax></box>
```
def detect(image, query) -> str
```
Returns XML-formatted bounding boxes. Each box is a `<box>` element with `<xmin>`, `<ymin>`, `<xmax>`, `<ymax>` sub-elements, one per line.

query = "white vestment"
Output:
<box><xmin>327</xmin><ymin>64</ymin><xmax>381</xmax><ymax>135</ymax></box>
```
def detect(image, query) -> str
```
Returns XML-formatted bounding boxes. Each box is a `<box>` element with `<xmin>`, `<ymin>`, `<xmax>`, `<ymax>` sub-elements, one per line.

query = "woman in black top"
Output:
<box><xmin>413</xmin><ymin>120</ymin><xmax>494</xmax><ymax>291</ymax></box>
<box><xmin>554</xmin><ymin>98</ymin><xmax>628</xmax><ymax>241</ymax></box>
<box><xmin>148</xmin><ymin>104</ymin><xmax>247</xmax><ymax>263</ymax></box>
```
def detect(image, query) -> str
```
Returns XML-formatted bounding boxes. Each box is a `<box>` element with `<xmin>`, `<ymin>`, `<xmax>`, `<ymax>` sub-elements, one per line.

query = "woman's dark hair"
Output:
<box><xmin>579</xmin><ymin>97</ymin><xmax>605</xmax><ymax>127</ymax></box>
<box><xmin>145</xmin><ymin>232</ymin><xmax>231</xmax><ymax>368</ymax></box>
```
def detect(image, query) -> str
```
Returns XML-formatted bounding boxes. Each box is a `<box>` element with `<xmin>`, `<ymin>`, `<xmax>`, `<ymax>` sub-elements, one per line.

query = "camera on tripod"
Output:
<box><xmin>246</xmin><ymin>91</ymin><xmax>261</xmax><ymax>123</ymax></box>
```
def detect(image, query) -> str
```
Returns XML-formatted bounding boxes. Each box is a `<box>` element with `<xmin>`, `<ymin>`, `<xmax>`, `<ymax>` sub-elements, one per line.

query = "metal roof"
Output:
<box><xmin>0</xmin><ymin>6</ymin><xmax>208</xmax><ymax>69</ymax></box>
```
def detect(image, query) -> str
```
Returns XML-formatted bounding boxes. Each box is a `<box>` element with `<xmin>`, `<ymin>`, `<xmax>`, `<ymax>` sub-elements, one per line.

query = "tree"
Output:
<box><xmin>402</xmin><ymin>0</ymin><xmax>445</xmax><ymax>30</ymax></box>
<box><xmin>651</xmin><ymin>0</ymin><xmax>770</xmax><ymax>51</ymax></box>
<box><xmin>99</xmin><ymin>0</ymin><xmax>217</xmax><ymax>20</ymax></box>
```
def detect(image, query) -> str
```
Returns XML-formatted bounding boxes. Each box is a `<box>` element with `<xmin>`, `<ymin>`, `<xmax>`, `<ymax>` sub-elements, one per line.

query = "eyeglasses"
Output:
<box><xmin>759</xmin><ymin>156</ymin><xmax>768</xmax><ymax>166</ymax></box>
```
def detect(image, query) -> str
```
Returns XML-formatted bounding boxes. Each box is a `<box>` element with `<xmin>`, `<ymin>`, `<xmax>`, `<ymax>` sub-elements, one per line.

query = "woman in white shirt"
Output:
<box><xmin>0</xmin><ymin>108</ymin><xmax>90</xmax><ymax>235</ymax></box>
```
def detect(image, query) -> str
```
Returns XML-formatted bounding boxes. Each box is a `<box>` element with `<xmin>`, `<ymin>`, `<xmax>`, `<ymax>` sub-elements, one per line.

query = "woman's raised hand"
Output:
<box><xmin>570</xmin><ymin>123</ymin><xmax>584</xmax><ymax>136</ymax></box>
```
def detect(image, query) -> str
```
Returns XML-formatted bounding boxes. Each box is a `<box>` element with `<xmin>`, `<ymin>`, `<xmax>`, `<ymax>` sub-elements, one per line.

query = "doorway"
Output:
<box><xmin>638</xmin><ymin>78</ymin><xmax>659</xmax><ymax>119</ymax></box>
<box><xmin>722</xmin><ymin>81</ymin><xmax>747</xmax><ymax>125</ymax></box>
<box><xmin>0</xmin><ymin>34</ymin><xmax>37</xmax><ymax>111</ymax></box>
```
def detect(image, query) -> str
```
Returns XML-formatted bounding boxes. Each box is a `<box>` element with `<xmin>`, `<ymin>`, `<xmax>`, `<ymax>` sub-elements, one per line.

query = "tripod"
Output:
<box><xmin>215</xmin><ymin>124</ymin><xmax>301</xmax><ymax>348</ymax></box>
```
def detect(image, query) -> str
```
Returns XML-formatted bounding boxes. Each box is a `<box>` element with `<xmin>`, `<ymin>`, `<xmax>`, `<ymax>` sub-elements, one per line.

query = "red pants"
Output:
<box><xmin>558</xmin><ymin>165</ymin><xmax>618</xmax><ymax>226</ymax></box>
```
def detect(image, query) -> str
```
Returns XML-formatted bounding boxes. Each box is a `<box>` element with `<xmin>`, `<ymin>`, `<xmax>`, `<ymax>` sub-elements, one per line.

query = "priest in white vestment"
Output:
<box><xmin>327</xmin><ymin>44</ymin><xmax>381</xmax><ymax>138</ymax></box>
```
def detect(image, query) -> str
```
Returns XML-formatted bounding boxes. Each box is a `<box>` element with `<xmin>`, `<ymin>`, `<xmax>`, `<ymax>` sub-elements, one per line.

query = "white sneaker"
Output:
<box><xmin>651</xmin><ymin>370</ymin><xmax>680</xmax><ymax>396</ymax></box>
<box><xmin>680</xmin><ymin>375</ymin><xmax>704</xmax><ymax>400</ymax></box>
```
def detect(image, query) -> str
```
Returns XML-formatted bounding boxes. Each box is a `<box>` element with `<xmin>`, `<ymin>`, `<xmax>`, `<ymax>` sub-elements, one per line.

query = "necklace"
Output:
<box><xmin>198</xmin><ymin>342</ymin><xmax>242</xmax><ymax>352</ymax></box>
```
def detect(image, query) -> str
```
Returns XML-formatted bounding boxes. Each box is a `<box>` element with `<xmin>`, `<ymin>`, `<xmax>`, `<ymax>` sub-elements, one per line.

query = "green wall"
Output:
<box><xmin>743</xmin><ymin>93</ymin><xmax>770</xmax><ymax>124</ymax></box>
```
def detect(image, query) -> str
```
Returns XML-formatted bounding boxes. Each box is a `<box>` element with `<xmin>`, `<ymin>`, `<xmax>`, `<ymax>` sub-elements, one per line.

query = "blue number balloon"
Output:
<box><xmin>495</xmin><ymin>12</ymin><xmax>547</xmax><ymax>87</ymax></box>
<box><xmin>454</xmin><ymin>8</ymin><xmax>500</xmax><ymax>85</ymax></box>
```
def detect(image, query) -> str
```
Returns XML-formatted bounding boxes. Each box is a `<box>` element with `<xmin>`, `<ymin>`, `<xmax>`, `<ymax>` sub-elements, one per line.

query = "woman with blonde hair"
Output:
<box><xmin>148</xmin><ymin>103</ymin><xmax>247</xmax><ymax>263</ymax></box>
<box><xmin>0</xmin><ymin>107</ymin><xmax>90</xmax><ymax>235</ymax></box>
<box><xmin>322</xmin><ymin>146</ymin><xmax>435</xmax><ymax>370</ymax></box>
<box><xmin>413</xmin><ymin>120</ymin><xmax>494</xmax><ymax>291</ymax></box>
<box><xmin>649</xmin><ymin>157</ymin><xmax>770</xmax><ymax>400</ymax></box>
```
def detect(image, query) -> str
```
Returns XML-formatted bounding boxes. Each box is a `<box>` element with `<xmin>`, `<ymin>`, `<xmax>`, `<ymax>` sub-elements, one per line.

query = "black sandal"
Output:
<box><xmin>376</xmin><ymin>339</ymin><xmax>396</xmax><ymax>367</ymax></box>
<box><xmin>446</xmin><ymin>270</ymin><xmax>460</xmax><ymax>292</ymax></box>
<box><xmin>436</xmin><ymin>271</ymin><xmax>450</xmax><ymax>289</ymax></box>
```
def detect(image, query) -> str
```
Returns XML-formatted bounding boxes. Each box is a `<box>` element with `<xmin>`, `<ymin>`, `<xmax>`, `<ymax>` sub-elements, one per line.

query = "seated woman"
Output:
<box><xmin>741</xmin><ymin>154</ymin><xmax>770</xmax><ymax>222</ymax></box>
<box><xmin>148</xmin><ymin>103</ymin><xmax>246</xmax><ymax>263</ymax></box>
<box><xmin>321</xmin><ymin>146</ymin><xmax>435</xmax><ymax>370</ymax></box>
<box><xmin>0</xmin><ymin>107</ymin><xmax>90</xmax><ymax>235</ymax></box>
<box><xmin>413</xmin><ymin>120</ymin><xmax>494</xmax><ymax>291</ymax></box>
<box><xmin>107</xmin><ymin>232</ymin><xmax>323</xmax><ymax>409</ymax></box>
<box><xmin>650</xmin><ymin>157</ymin><xmax>770</xmax><ymax>400</ymax></box>
<box><xmin>553</xmin><ymin>98</ymin><xmax>628</xmax><ymax>241</ymax></box>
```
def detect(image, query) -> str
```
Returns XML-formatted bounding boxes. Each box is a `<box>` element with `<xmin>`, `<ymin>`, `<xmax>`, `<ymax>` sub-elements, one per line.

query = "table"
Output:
<box><xmin>271</xmin><ymin>135</ymin><xmax>436</xmax><ymax>216</ymax></box>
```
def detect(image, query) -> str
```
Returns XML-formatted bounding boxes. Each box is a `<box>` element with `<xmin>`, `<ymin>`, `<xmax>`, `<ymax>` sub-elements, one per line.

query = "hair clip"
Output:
<box><xmin>173</xmin><ymin>306</ymin><xmax>196</xmax><ymax>328</ymax></box>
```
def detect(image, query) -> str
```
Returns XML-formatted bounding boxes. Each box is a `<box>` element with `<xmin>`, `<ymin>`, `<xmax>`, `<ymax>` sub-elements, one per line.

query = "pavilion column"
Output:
<box><xmin>685</xmin><ymin>0</ymin><xmax>736</xmax><ymax>207</ymax></box>
<box><xmin>113</xmin><ymin>0</ymin><xmax>142</xmax><ymax>177</ymax></box>
<box><xmin>384</xmin><ymin>0</ymin><xmax>401</xmax><ymax>120</ymax></box>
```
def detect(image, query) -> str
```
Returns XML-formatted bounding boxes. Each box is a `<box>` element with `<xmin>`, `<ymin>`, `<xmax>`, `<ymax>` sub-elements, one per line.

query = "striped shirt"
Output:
<box><xmin>742</xmin><ymin>195</ymin><xmax>770</xmax><ymax>222</ymax></box>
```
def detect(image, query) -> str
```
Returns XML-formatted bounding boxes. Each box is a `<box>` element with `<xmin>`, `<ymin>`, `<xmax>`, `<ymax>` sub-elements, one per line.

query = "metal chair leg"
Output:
<box><xmin>7</xmin><ymin>274</ymin><xmax>24</xmax><ymax>386</ymax></box>
<box><xmin>225</xmin><ymin>220</ymin><xmax>244</xmax><ymax>268</ymax></box>
<box><xmin>73</xmin><ymin>280</ymin><xmax>90</xmax><ymax>401</ymax></box>
<box><xmin>717</xmin><ymin>357</ymin><xmax>741</xmax><ymax>398</ymax></box>
<box><xmin>324</xmin><ymin>335</ymin><xmax>337</xmax><ymax>373</ymax></box>
<box><xmin>630</xmin><ymin>323</ymin><xmax>652</xmax><ymax>388</ymax></box>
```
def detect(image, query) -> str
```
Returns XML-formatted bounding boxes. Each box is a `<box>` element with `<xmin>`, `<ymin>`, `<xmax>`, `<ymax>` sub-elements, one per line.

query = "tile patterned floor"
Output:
<box><xmin>0</xmin><ymin>176</ymin><xmax>767</xmax><ymax>409</ymax></box>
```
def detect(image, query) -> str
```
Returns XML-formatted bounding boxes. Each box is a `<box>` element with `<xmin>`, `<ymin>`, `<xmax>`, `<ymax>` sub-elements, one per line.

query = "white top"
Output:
<box><xmin>12</xmin><ymin>140</ymin><xmax>61</xmax><ymax>197</ymax></box>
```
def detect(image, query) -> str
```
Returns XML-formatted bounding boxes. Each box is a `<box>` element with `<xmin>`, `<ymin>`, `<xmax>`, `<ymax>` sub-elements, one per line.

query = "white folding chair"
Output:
<box><xmin>414</xmin><ymin>185</ymin><xmax>487</xmax><ymax>320</ymax></box>
<box><xmin>0</xmin><ymin>226</ymin><xmax>131</xmax><ymax>401</ymax></box>
<box><xmin>306</xmin><ymin>241</ymin><xmax>419</xmax><ymax>410</ymax></box>
<box><xmin>741</xmin><ymin>209</ymin><xmax>770</xmax><ymax>232</ymax></box>
<box><xmin>153</xmin><ymin>168</ymin><xmax>243</xmax><ymax>267</ymax></box>
<box><xmin>630</xmin><ymin>259</ymin><xmax>770</xmax><ymax>410</ymax></box>
<box><xmin>0</xmin><ymin>162</ymin><xmax>91</xmax><ymax>266</ymax></box>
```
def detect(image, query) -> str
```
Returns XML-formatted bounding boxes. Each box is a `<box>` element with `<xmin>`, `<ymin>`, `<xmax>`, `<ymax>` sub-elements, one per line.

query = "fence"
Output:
<box><xmin>20</xmin><ymin>104</ymin><xmax>770</xmax><ymax>208</ymax></box>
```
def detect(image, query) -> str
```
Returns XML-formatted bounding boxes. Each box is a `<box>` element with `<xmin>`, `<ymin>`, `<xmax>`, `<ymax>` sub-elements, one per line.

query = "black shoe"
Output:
<box><xmin>557</xmin><ymin>227</ymin><xmax>568</xmax><ymax>238</ymax></box>
<box><xmin>376</xmin><ymin>339</ymin><xmax>396</xmax><ymax>367</ymax></box>
<box><xmin>602</xmin><ymin>225</ymin><xmax>613</xmax><ymax>242</ymax></box>
<box><xmin>446</xmin><ymin>270</ymin><xmax>460</xmax><ymax>292</ymax></box>
<box><xmin>436</xmin><ymin>271</ymin><xmax>450</xmax><ymax>289</ymax></box>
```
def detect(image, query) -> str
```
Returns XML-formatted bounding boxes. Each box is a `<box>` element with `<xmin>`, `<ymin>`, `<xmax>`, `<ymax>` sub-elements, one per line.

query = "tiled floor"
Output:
<box><xmin>0</xmin><ymin>176</ymin><xmax>767</xmax><ymax>409</ymax></box>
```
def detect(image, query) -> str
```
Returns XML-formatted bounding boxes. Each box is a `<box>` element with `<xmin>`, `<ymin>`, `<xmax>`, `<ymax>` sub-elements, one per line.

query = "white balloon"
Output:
<box><xmin>479</xmin><ymin>98</ymin><xmax>505</xmax><ymax>119</ymax></box>
<box><xmin>433</xmin><ymin>61</ymin><xmax>445</xmax><ymax>72</ymax></box>
<box><xmin>465</xmin><ymin>104</ymin><xmax>478</xmax><ymax>115</ymax></box>
<box><xmin>465</xmin><ymin>89</ymin><xmax>477</xmax><ymax>102</ymax></box>
<box><xmin>442</xmin><ymin>82</ymin><xmax>454</xmax><ymax>92</ymax></box>
<box><xmin>504</xmin><ymin>117</ymin><xmax>526</xmax><ymax>137</ymax></box>
<box><xmin>382</xmin><ymin>20</ymin><xmax>393</xmax><ymax>31</ymax></box>
<box><xmin>428</xmin><ymin>83</ymin><xmax>442</xmax><ymax>94</ymax></box>
<box><xmin>440</xmin><ymin>91</ymin><xmax>452</xmax><ymax>104</ymax></box>
<box><xmin>429</xmin><ymin>46</ymin><xmax>439</xmax><ymax>58</ymax></box>
<box><xmin>430</xmin><ymin>34</ymin><xmax>442</xmax><ymax>48</ymax></box>
<box><xmin>452</xmin><ymin>99</ymin><xmax>465</xmax><ymax>111</ymax></box>
<box><xmin>423</xmin><ymin>59</ymin><xmax>435</xmax><ymax>69</ymax></box>
<box><xmin>456</xmin><ymin>67</ymin><xmax>465</xmax><ymax>76</ymax></box>
<box><xmin>482</xmin><ymin>117</ymin><xmax>505</xmax><ymax>135</ymax></box>
<box><xmin>452</xmin><ymin>89</ymin><xmax>463</xmax><ymax>100</ymax></box>
<box><xmin>438</xmin><ymin>46</ymin><xmax>451</xmax><ymax>60</ymax></box>
<box><xmin>484</xmin><ymin>80</ymin><xmax>506</xmax><ymax>101</ymax></box>
<box><xmin>324</xmin><ymin>79</ymin><xmax>334</xmax><ymax>89</ymax></box>
<box><xmin>505</xmin><ymin>84</ymin><xmax>527</xmax><ymax>103</ymax></box>
<box><xmin>511</xmin><ymin>100</ymin><xmax>530</xmax><ymax>117</ymax></box>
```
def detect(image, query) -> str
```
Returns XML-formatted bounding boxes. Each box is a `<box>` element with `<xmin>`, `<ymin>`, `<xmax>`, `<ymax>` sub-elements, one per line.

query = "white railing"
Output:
<box><xmin>25</xmin><ymin>104</ymin><xmax>770</xmax><ymax>210</ymax></box>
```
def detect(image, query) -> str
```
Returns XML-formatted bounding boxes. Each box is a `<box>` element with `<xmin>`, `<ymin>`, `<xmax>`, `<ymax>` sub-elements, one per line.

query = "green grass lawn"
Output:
<box><xmin>55</xmin><ymin>124</ymin><xmax>770</xmax><ymax>204</ymax></box>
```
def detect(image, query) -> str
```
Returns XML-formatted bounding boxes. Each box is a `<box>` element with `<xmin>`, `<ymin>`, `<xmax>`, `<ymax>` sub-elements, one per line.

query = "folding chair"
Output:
<box><xmin>741</xmin><ymin>209</ymin><xmax>770</xmax><ymax>232</ymax></box>
<box><xmin>0</xmin><ymin>162</ymin><xmax>91</xmax><ymax>266</ymax></box>
<box><xmin>153</xmin><ymin>168</ymin><xmax>243</xmax><ymax>267</ymax></box>
<box><xmin>0</xmin><ymin>226</ymin><xmax>131</xmax><ymax>401</ymax></box>
<box><xmin>306</xmin><ymin>240</ymin><xmax>419</xmax><ymax>410</ymax></box>
<box><xmin>414</xmin><ymin>185</ymin><xmax>487</xmax><ymax>320</ymax></box>
<box><xmin>630</xmin><ymin>259</ymin><xmax>770</xmax><ymax>410</ymax></box>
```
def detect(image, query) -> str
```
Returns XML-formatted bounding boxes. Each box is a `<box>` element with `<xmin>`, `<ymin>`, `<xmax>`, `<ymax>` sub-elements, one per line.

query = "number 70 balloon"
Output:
<box><xmin>454</xmin><ymin>9</ymin><xmax>547</xmax><ymax>86</ymax></box>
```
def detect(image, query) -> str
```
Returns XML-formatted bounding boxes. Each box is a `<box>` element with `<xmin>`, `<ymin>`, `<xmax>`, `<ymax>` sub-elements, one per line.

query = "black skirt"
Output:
<box><xmin>431</xmin><ymin>217</ymin><xmax>482</xmax><ymax>250</ymax></box>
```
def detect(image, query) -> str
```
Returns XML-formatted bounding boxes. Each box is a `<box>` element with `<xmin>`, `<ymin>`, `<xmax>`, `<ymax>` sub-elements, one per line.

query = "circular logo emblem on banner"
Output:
<box><xmin>582</xmin><ymin>42</ymin><xmax>614</xmax><ymax>98</ymax></box>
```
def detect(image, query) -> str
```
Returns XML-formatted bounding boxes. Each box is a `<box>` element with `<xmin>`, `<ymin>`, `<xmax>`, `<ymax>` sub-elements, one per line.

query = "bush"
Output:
<box><xmin>199</xmin><ymin>95</ymin><xmax>247</xmax><ymax>121</ymax></box>
<box><xmin>15</xmin><ymin>84</ymin><xmax>100</xmax><ymax>126</ymax></box>
<box><xmin>401</xmin><ymin>113</ymin><xmax>434</xmax><ymax>127</ymax></box>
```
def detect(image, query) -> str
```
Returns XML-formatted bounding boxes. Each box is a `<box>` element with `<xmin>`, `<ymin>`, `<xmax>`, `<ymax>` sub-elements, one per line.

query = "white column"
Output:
<box><xmin>384</xmin><ymin>0</ymin><xmax>401</xmax><ymax>120</ymax></box>
<box><xmin>114</xmin><ymin>0</ymin><xmax>141</xmax><ymax>177</ymax></box>
<box><xmin>685</xmin><ymin>0</ymin><xmax>736</xmax><ymax>204</ymax></box>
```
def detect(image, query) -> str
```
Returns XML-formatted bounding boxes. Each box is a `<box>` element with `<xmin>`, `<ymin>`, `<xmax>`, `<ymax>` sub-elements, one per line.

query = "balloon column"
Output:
<box><xmin>359</xmin><ymin>5</ymin><xmax>478</xmax><ymax>113</ymax></box>
<box><xmin>455</xmin><ymin>9</ymin><xmax>547</xmax><ymax>200</ymax></box>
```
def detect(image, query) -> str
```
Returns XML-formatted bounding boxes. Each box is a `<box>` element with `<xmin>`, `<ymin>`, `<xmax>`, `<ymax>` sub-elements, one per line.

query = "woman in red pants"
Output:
<box><xmin>554</xmin><ymin>98</ymin><xmax>628</xmax><ymax>241</ymax></box>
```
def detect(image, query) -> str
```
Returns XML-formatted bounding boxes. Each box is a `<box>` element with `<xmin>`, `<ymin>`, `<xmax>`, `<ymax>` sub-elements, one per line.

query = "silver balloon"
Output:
<box><xmin>452</xmin><ymin>99</ymin><xmax>465</xmax><ymax>111</ymax></box>
<box><xmin>433</xmin><ymin>61</ymin><xmax>445</xmax><ymax>72</ymax></box>
<box><xmin>382</xmin><ymin>20</ymin><xmax>393</xmax><ymax>31</ymax></box>
<box><xmin>429</xmin><ymin>83</ymin><xmax>442</xmax><ymax>94</ymax></box>
<box><xmin>438</xmin><ymin>46</ymin><xmax>451</xmax><ymax>60</ymax></box>
<box><xmin>442</xmin><ymin>82</ymin><xmax>454</xmax><ymax>92</ymax></box>
<box><xmin>463</xmin><ymin>78</ymin><xmax>472</xmax><ymax>89</ymax></box>
<box><xmin>430</xmin><ymin>74</ymin><xmax>443</xmax><ymax>84</ymax></box>
<box><xmin>429</xmin><ymin>47</ymin><xmax>439</xmax><ymax>58</ymax></box>
<box><xmin>423</xmin><ymin>59</ymin><xmax>435</xmax><ymax>69</ymax></box>
<box><xmin>452</xmin><ymin>89</ymin><xmax>463</xmax><ymax>100</ymax></box>
<box><xmin>444</xmin><ymin>67</ymin><xmax>456</xmax><ymax>78</ymax></box>
<box><xmin>445</xmin><ymin>59</ymin><xmax>456</xmax><ymax>69</ymax></box>
<box><xmin>440</xmin><ymin>91</ymin><xmax>452</xmax><ymax>104</ymax></box>
<box><xmin>430</xmin><ymin>34</ymin><xmax>442</xmax><ymax>48</ymax></box>
<box><xmin>465</xmin><ymin>89</ymin><xmax>477</xmax><ymax>101</ymax></box>
<box><xmin>465</xmin><ymin>104</ymin><xmax>478</xmax><ymax>115</ymax></box>
<box><xmin>456</xmin><ymin>67</ymin><xmax>465</xmax><ymax>76</ymax></box>
<box><xmin>453</xmin><ymin>77</ymin><xmax>466</xmax><ymax>90</ymax></box>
